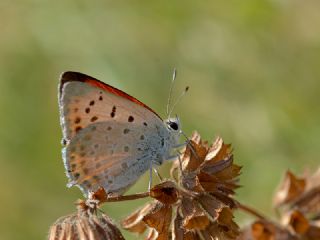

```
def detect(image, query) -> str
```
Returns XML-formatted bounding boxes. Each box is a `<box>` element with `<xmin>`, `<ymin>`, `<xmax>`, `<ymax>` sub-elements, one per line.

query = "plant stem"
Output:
<box><xmin>237</xmin><ymin>202</ymin><xmax>267</xmax><ymax>220</ymax></box>
<box><xmin>102</xmin><ymin>192</ymin><xmax>150</xmax><ymax>202</ymax></box>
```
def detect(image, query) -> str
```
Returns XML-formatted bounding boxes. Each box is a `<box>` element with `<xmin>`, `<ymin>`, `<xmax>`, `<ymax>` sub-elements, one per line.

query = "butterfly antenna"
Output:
<box><xmin>168</xmin><ymin>86</ymin><xmax>189</xmax><ymax>118</ymax></box>
<box><xmin>166</xmin><ymin>68</ymin><xmax>177</xmax><ymax>117</ymax></box>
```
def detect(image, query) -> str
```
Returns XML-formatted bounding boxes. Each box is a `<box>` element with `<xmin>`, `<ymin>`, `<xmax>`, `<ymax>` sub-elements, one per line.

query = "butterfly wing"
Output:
<box><xmin>59</xmin><ymin>72</ymin><xmax>167</xmax><ymax>196</ymax></box>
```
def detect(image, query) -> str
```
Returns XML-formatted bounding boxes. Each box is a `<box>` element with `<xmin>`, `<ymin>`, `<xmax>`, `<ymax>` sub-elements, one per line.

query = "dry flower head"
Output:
<box><xmin>238</xmin><ymin>168</ymin><xmax>320</xmax><ymax>240</ymax></box>
<box><xmin>48</xmin><ymin>199</ymin><xmax>125</xmax><ymax>240</ymax></box>
<box><xmin>122</xmin><ymin>132</ymin><xmax>241</xmax><ymax>239</ymax></box>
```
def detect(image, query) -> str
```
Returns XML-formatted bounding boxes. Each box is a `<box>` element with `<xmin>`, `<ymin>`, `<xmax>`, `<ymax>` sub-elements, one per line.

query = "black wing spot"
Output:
<box><xmin>111</xmin><ymin>106</ymin><xmax>116</xmax><ymax>118</ymax></box>
<box><xmin>89</xmin><ymin>100</ymin><xmax>95</xmax><ymax>106</ymax></box>
<box><xmin>75</xmin><ymin>126</ymin><xmax>82</xmax><ymax>133</ymax></box>
<box><xmin>91</xmin><ymin>116</ymin><xmax>98</xmax><ymax>122</ymax></box>
<box><xmin>99</xmin><ymin>96</ymin><xmax>103</xmax><ymax>101</ymax></box>
<box><xmin>85</xmin><ymin>108</ymin><xmax>90</xmax><ymax>113</ymax></box>
<box><xmin>124</xmin><ymin>146</ymin><xmax>130</xmax><ymax>152</ymax></box>
<box><xmin>123</xmin><ymin>128</ymin><xmax>130</xmax><ymax>134</ymax></box>
<box><xmin>74</xmin><ymin>172</ymin><xmax>80</xmax><ymax>179</ymax></box>
<box><xmin>128</xmin><ymin>116</ymin><xmax>134</xmax><ymax>122</ymax></box>
<box><xmin>143</xmin><ymin>122</ymin><xmax>148</xmax><ymax>126</ymax></box>
<box><xmin>74</xmin><ymin>117</ymin><xmax>81</xmax><ymax>124</ymax></box>
<box><xmin>140</xmin><ymin>135</ymin><xmax>145</xmax><ymax>140</ymax></box>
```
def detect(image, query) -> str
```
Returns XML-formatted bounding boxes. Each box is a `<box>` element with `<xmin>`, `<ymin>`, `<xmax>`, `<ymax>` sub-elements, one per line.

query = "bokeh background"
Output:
<box><xmin>1</xmin><ymin>0</ymin><xmax>320</xmax><ymax>239</ymax></box>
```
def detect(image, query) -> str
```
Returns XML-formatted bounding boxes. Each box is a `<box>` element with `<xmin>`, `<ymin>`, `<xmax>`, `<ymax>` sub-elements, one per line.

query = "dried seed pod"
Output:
<box><xmin>48</xmin><ymin>204</ymin><xmax>124</xmax><ymax>240</ymax></box>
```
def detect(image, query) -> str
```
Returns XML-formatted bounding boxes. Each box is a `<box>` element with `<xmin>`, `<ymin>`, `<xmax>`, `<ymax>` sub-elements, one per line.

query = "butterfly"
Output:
<box><xmin>58</xmin><ymin>72</ymin><xmax>182</xmax><ymax>197</ymax></box>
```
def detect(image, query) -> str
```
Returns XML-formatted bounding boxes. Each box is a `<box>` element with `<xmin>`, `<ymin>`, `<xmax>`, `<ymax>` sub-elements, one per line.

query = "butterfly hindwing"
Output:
<box><xmin>64</xmin><ymin>122</ymin><xmax>154</xmax><ymax>195</ymax></box>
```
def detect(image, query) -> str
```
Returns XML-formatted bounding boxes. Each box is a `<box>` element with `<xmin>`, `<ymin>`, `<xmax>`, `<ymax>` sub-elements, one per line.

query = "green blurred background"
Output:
<box><xmin>1</xmin><ymin>0</ymin><xmax>320</xmax><ymax>239</ymax></box>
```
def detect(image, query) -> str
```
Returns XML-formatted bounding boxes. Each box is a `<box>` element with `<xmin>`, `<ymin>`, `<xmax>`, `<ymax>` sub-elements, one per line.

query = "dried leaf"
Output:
<box><xmin>287</xmin><ymin>210</ymin><xmax>310</xmax><ymax>234</ymax></box>
<box><xmin>150</xmin><ymin>181</ymin><xmax>179</xmax><ymax>205</ymax></box>
<box><xmin>147</xmin><ymin>228</ymin><xmax>158</xmax><ymax>240</ymax></box>
<box><xmin>172</xmin><ymin>211</ymin><xmax>184</xmax><ymax>240</ymax></box>
<box><xmin>90</xmin><ymin>187</ymin><xmax>109</xmax><ymax>203</ymax></box>
<box><xmin>291</xmin><ymin>186</ymin><xmax>320</xmax><ymax>214</ymax></box>
<box><xmin>196</xmin><ymin>194</ymin><xmax>224</xmax><ymax>222</ymax></box>
<box><xmin>172</xmin><ymin>210</ymin><xmax>199</xmax><ymax>240</ymax></box>
<box><xmin>143</xmin><ymin>202</ymin><xmax>172</xmax><ymax>236</ymax></box>
<box><xmin>201</xmin><ymin>221</ymin><xmax>238</xmax><ymax>240</ymax></box>
<box><xmin>205</xmin><ymin>137</ymin><xmax>232</xmax><ymax>163</ymax></box>
<box><xmin>217</xmin><ymin>208</ymin><xmax>240</xmax><ymax>238</ymax></box>
<box><xmin>303</xmin><ymin>225</ymin><xmax>320</xmax><ymax>240</ymax></box>
<box><xmin>251</xmin><ymin>221</ymin><xmax>276</xmax><ymax>240</ymax></box>
<box><xmin>197</xmin><ymin>170</ymin><xmax>237</xmax><ymax>195</ymax></box>
<box><xmin>180</xmin><ymin>197</ymin><xmax>210</xmax><ymax>230</ymax></box>
<box><xmin>211</xmin><ymin>192</ymin><xmax>238</xmax><ymax>209</ymax></box>
<box><xmin>181</xmin><ymin>172</ymin><xmax>204</xmax><ymax>192</ymax></box>
<box><xmin>273</xmin><ymin>170</ymin><xmax>306</xmax><ymax>207</ymax></box>
<box><xmin>121</xmin><ymin>202</ymin><xmax>155</xmax><ymax>234</ymax></box>
<box><xmin>183</xmin><ymin>213</ymin><xmax>210</xmax><ymax>231</ymax></box>
<box><xmin>305</xmin><ymin>168</ymin><xmax>320</xmax><ymax>192</ymax></box>
<box><xmin>182</xmin><ymin>140</ymin><xmax>207</xmax><ymax>172</ymax></box>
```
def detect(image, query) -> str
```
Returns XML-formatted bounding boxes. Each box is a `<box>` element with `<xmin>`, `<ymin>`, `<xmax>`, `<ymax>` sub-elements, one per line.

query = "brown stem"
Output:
<box><xmin>102</xmin><ymin>192</ymin><xmax>150</xmax><ymax>203</ymax></box>
<box><xmin>237</xmin><ymin>202</ymin><xmax>267</xmax><ymax>220</ymax></box>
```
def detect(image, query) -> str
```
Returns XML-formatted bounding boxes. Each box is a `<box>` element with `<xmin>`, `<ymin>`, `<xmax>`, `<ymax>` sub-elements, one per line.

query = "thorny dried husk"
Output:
<box><xmin>48</xmin><ymin>200</ymin><xmax>124</xmax><ymax>240</ymax></box>
<box><xmin>122</xmin><ymin>132</ymin><xmax>241</xmax><ymax>239</ymax></box>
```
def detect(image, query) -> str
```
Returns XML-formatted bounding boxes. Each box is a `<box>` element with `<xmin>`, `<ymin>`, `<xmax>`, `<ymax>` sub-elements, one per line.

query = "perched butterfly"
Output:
<box><xmin>58</xmin><ymin>72</ymin><xmax>183</xmax><ymax>197</ymax></box>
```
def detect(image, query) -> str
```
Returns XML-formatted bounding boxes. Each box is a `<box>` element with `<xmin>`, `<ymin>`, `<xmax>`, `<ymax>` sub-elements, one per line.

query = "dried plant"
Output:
<box><xmin>49</xmin><ymin>132</ymin><xmax>320</xmax><ymax>240</ymax></box>
<box><xmin>238</xmin><ymin>169</ymin><xmax>320</xmax><ymax>240</ymax></box>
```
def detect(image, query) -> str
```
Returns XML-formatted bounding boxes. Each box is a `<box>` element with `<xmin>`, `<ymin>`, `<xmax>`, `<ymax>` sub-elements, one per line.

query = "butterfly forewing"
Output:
<box><xmin>59</xmin><ymin>72</ymin><xmax>168</xmax><ymax>196</ymax></box>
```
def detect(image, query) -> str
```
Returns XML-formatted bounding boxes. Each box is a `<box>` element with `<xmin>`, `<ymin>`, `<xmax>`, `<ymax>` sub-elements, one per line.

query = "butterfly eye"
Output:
<box><xmin>168</xmin><ymin>121</ymin><xmax>179</xmax><ymax>131</ymax></box>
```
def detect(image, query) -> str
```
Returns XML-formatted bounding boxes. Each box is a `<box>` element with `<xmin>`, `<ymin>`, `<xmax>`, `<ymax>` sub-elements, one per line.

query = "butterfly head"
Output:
<box><xmin>165</xmin><ymin>116</ymin><xmax>181</xmax><ymax>132</ymax></box>
<box><xmin>164</xmin><ymin>116</ymin><xmax>182</xmax><ymax>147</ymax></box>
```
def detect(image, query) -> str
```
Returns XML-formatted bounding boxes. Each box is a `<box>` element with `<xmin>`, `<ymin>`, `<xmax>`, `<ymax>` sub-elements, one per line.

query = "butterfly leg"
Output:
<box><xmin>173</xmin><ymin>150</ymin><xmax>186</xmax><ymax>178</ymax></box>
<box><xmin>153</xmin><ymin>168</ymin><xmax>163</xmax><ymax>181</ymax></box>
<box><xmin>148</xmin><ymin>160</ymin><xmax>153</xmax><ymax>192</ymax></box>
<box><xmin>173</xmin><ymin>142</ymin><xmax>187</xmax><ymax>149</ymax></box>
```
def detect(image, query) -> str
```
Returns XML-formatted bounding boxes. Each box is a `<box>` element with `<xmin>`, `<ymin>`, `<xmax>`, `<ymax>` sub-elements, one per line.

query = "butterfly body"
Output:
<box><xmin>59</xmin><ymin>72</ymin><xmax>181</xmax><ymax>196</ymax></box>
